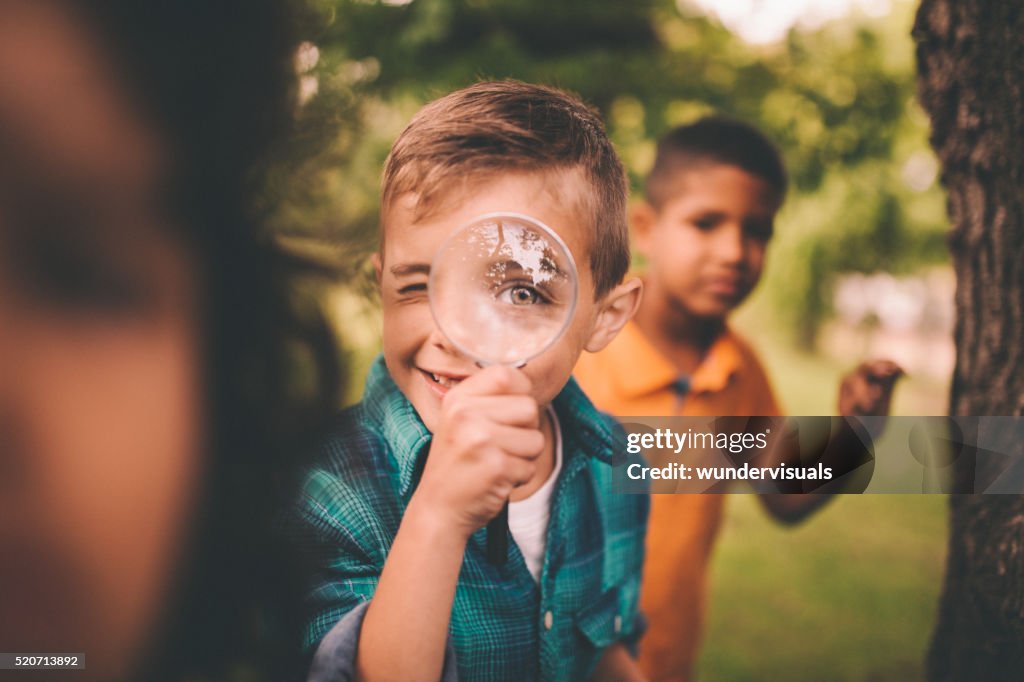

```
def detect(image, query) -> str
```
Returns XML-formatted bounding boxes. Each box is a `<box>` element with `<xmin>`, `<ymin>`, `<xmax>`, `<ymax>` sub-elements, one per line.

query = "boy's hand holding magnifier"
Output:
<box><xmin>414</xmin><ymin>213</ymin><xmax>579</xmax><ymax>564</ymax></box>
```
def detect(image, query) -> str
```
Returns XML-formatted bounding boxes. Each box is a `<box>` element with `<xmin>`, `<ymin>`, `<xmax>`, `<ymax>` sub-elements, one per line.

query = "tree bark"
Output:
<box><xmin>914</xmin><ymin>1</ymin><xmax>1024</xmax><ymax>679</ymax></box>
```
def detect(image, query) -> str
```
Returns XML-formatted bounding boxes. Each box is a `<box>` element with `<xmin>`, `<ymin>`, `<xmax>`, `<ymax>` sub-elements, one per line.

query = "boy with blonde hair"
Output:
<box><xmin>294</xmin><ymin>81</ymin><xmax>649</xmax><ymax>681</ymax></box>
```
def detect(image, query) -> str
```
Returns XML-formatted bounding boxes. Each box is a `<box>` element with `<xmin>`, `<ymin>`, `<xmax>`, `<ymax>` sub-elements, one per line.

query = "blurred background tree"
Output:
<box><xmin>278</xmin><ymin>1</ymin><xmax>952</xmax><ymax>679</ymax></box>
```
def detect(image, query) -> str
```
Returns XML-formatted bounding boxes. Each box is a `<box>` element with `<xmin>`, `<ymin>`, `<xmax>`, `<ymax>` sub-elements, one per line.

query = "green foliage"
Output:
<box><xmin>285</xmin><ymin>0</ymin><xmax>947</xmax><ymax>346</ymax></box>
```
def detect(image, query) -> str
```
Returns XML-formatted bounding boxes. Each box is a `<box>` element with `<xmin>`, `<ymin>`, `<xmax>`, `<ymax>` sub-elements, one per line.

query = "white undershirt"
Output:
<box><xmin>508</xmin><ymin>406</ymin><xmax>563</xmax><ymax>583</ymax></box>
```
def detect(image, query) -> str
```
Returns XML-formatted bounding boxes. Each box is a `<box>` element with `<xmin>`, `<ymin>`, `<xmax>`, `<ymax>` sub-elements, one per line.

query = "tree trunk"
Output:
<box><xmin>914</xmin><ymin>1</ymin><xmax>1024</xmax><ymax>679</ymax></box>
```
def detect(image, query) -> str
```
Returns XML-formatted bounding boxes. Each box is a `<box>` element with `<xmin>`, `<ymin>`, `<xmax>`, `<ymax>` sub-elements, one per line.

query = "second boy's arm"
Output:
<box><xmin>356</xmin><ymin>366</ymin><xmax>544</xmax><ymax>682</ymax></box>
<box><xmin>757</xmin><ymin>360</ymin><xmax>903</xmax><ymax>523</ymax></box>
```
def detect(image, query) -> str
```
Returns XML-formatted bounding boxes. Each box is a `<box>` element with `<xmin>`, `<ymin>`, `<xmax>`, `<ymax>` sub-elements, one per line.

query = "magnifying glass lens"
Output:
<box><xmin>430</xmin><ymin>215</ymin><xmax>578</xmax><ymax>367</ymax></box>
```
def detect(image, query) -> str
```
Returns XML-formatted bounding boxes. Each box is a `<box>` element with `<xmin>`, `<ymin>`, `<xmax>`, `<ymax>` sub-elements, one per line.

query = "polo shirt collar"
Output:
<box><xmin>361</xmin><ymin>356</ymin><xmax>616</xmax><ymax>499</ymax></box>
<box><xmin>608</xmin><ymin>321</ymin><xmax>743</xmax><ymax>398</ymax></box>
<box><xmin>691</xmin><ymin>329</ymin><xmax>742</xmax><ymax>393</ymax></box>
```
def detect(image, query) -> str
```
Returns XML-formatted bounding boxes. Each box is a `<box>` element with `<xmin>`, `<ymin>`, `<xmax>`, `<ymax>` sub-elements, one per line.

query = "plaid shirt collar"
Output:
<box><xmin>361</xmin><ymin>356</ymin><xmax>616</xmax><ymax>499</ymax></box>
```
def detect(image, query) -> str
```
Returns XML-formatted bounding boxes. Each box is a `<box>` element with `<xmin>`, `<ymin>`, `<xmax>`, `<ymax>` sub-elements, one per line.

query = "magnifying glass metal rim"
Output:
<box><xmin>427</xmin><ymin>210</ymin><xmax>580</xmax><ymax>368</ymax></box>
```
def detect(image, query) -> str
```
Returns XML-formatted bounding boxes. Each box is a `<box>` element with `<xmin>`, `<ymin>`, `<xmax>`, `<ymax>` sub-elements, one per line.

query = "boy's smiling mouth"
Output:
<box><xmin>703</xmin><ymin>273</ymin><xmax>743</xmax><ymax>297</ymax></box>
<box><xmin>419</xmin><ymin>367</ymin><xmax>468</xmax><ymax>394</ymax></box>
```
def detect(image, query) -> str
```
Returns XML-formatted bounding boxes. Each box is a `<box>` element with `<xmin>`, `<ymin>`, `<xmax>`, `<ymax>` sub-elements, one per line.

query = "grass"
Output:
<box><xmin>696</xmin><ymin>494</ymin><xmax>946</xmax><ymax>681</ymax></box>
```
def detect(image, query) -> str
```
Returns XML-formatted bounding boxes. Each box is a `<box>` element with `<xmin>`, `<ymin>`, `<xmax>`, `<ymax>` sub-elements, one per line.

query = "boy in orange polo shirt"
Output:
<box><xmin>574</xmin><ymin>117</ymin><xmax>902</xmax><ymax>682</ymax></box>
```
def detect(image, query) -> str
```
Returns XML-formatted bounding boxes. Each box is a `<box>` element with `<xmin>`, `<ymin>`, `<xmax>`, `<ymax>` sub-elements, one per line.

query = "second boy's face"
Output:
<box><xmin>379</xmin><ymin>173</ymin><xmax>604</xmax><ymax>431</ymax></box>
<box><xmin>636</xmin><ymin>164</ymin><xmax>779</xmax><ymax>320</ymax></box>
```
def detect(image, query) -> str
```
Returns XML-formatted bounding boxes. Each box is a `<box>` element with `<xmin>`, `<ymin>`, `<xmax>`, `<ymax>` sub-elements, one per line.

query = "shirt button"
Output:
<box><xmin>543</xmin><ymin>610</ymin><xmax>554</xmax><ymax>630</ymax></box>
<box><xmin>613</xmin><ymin>615</ymin><xmax>622</xmax><ymax>634</ymax></box>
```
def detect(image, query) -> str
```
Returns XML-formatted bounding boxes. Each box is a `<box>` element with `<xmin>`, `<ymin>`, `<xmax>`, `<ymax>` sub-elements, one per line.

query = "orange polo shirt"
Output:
<box><xmin>574</xmin><ymin>320</ymin><xmax>781</xmax><ymax>682</ymax></box>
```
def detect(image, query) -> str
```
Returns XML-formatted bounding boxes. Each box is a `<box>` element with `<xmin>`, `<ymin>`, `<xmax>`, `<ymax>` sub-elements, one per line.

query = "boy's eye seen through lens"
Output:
<box><xmin>496</xmin><ymin>283</ymin><xmax>546</xmax><ymax>306</ymax></box>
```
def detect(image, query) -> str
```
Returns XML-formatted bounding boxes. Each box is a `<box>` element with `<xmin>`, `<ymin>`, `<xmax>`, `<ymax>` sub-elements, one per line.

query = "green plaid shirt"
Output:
<box><xmin>293</xmin><ymin>356</ymin><xmax>648</xmax><ymax>681</ymax></box>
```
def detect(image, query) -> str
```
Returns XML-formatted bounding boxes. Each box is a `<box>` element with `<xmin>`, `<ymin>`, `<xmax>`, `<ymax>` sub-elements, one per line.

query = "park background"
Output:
<box><xmin>276</xmin><ymin>0</ymin><xmax>952</xmax><ymax>678</ymax></box>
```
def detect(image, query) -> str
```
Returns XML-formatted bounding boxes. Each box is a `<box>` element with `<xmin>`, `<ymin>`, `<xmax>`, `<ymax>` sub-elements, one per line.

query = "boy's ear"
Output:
<box><xmin>371</xmin><ymin>252</ymin><xmax>383</xmax><ymax>284</ymax></box>
<box><xmin>584</xmin><ymin>277</ymin><xmax>643</xmax><ymax>353</ymax></box>
<box><xmin>630</xmin><ymin>202</ymin><xmax>657</xmax><ymax>255</ymax></box>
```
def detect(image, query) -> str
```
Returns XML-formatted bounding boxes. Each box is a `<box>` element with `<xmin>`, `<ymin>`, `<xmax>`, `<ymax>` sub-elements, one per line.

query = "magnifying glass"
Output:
<box><xmin>429</xmin><ymin>212</ymin><xmax>579</xmax><ymax>564</ymax></box>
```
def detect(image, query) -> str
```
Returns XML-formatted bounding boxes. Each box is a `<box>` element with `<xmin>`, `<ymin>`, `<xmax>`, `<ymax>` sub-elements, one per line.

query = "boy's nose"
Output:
<box><xmin>713</xmin><ymin>223</ymin><xmax>746</xmax><ymax>264</ymax></box>
<box><xmin>427</xmin><ymin>326</ymin><xmax>465</xmax><ymax>359</ymax></box>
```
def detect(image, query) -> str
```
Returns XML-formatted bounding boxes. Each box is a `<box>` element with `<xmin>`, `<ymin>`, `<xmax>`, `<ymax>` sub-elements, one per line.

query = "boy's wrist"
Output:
<box><xmin>404</xmin><ymin>495</ymin><xmax>475</xmax><ymax>546</ymax></box>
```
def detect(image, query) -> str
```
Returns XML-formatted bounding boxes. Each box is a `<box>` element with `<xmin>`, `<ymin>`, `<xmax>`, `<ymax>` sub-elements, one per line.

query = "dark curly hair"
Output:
<box><xmin>71</xmin><ymin>1</ymin><xmax>342</xmax><ymax>679</ymax></box>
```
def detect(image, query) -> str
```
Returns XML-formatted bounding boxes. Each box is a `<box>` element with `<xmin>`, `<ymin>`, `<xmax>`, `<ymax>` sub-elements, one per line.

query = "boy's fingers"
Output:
<box><xmin>450</xmin><ymin>396</ymin><xmax>540</xmax><ymax>428</ymax></box>
<box><xmin>456</xmin><ymin>365</ymin><xmax>532</xmax><ymax>397</ymax></box>
<box><xmin>442</xmin><ymin>421</ymin><xmax>543</xmax><ymax>458</ymax></box>
<box><xmin>840</xmin><ymin>374</ymin><xmax>875</xmax><ymax>414</ymax></box>
<box><xmin>489</xmin><ymin>424</ymin><xmax>545</xmax><ymax>458</ymax></box>
<box><xmin>860</xmin><ymin>384</ymin><xmax>885</xmax><ymax>409</ymax></box>
<box><xmin>504</xmin><ymin>458</ymin><xmax>538</xmax><ymax>489</ymax></box>
<box><xmin>839</xmin><ymin>361</ymin><xmax>905</xmax><ymax>416</ymax></box>
<box><xmin>842</xmin><ymin>372</ymin><xmax>869</xmax><ymax>398</ymax></box>
<box><xmin>861</xmin><ymin>360</ymin><xmax>905</xmax><ymax>384</ymax></box>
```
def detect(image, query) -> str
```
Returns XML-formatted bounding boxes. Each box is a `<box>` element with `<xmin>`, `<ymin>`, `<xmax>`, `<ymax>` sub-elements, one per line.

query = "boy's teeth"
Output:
<box><xmin>429</xmin><ymin>372</ymin><xmax>458</xmax><ymax>388</ymax></box>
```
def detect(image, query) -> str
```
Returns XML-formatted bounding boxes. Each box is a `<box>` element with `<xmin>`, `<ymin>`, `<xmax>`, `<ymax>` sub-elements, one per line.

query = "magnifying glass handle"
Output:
<box><xmin>486</xmin><ymin>503</ymin><xmax>509</xmax><ymax>565</ymax></box>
